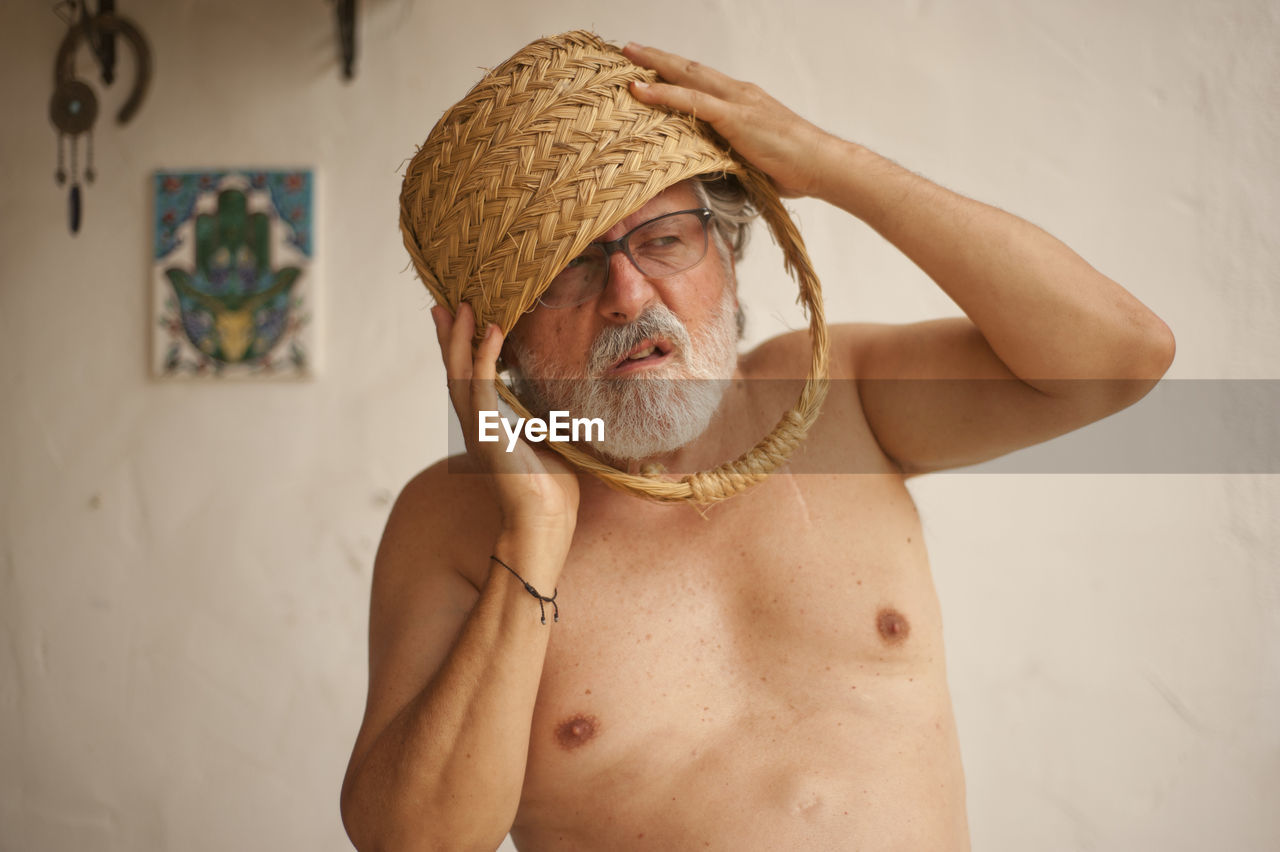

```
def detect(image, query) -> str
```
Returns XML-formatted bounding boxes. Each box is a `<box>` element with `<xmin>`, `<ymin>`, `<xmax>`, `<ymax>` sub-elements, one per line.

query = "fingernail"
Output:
<box><xmin>632</xmin><ymin>80</ymin><xmax>649</xmax><ymax>89</ymax></box>
<box><xmin>486</xmin><ymin>324</ymin><xmax>498</xmax><ymax>340</ymax></box>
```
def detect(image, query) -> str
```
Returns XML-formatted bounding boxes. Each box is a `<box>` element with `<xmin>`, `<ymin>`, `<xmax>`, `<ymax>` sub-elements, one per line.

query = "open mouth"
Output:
<box><xmin>608</xmin><ymin>338</ymin><xmax>674</xmax><ymax>375</ymax></box>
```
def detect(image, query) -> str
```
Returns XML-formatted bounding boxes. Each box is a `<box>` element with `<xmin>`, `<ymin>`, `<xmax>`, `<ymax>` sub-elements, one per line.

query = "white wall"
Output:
<box><xmin>1</xmin><ymin>1</ymin><xmax>1276</xmax><ymax>850</ymax></box>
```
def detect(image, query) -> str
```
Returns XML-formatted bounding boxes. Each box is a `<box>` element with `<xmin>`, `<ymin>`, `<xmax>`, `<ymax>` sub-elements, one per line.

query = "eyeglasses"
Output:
<box><xmin>537</xmin><ymin>208</ymin><xmax>715</xmax><ymax>309</ymax></box>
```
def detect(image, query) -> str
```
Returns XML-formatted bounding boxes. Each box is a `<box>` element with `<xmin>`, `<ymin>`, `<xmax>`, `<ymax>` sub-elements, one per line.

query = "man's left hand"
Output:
<box><xmin>623</xmin><ymin>42</ymin><xmax>836</xmax><ymax>199</ymax></box>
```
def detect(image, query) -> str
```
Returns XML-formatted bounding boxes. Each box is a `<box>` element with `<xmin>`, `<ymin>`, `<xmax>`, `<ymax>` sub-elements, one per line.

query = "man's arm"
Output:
<box><xmin>820</xmin><ymin>143</ymin><xmax>1174</xmax><ymax>472</ymax></box>
<box><xmin>626</xmin><ymin>44</ymin><xmax>1175</xmax><ymax>474</ymax></box>
<box><xmin>341</xmin><ymin>305</ymin><xmax>579</xmax><ymax>850</ymax></box>
<box><xmin>340</xmin><ymin>473</ymin><xmax>566</xmax><ymax>851</ymax></box>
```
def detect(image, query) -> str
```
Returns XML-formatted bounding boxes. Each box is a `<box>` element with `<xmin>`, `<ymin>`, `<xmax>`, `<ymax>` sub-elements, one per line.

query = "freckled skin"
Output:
<box><xmin>555</xmin><ymin>714</ymin><xmax>600</xmax><ymax>750</ymax></box>
<box><xmin>876</xmin><ymin>608</ymin><xmax>910</xmax><ymax>644</ymax></box>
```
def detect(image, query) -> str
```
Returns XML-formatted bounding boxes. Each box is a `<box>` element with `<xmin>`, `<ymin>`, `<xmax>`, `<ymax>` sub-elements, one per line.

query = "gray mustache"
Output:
<box><xmin>587</xmin><ymin>305</ymin><xmax>692</xmax><ymax>376</ymax></box>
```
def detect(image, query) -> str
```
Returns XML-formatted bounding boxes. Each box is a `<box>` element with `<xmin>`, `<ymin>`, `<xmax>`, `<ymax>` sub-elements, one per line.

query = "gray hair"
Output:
<box><xmin>691</xmin><ymin>173</ymin><xmax>755</xmax><ymax>337</ymax></box>
<box><xmin>691</xmin><ymin>173</ymin><xmax>755</xmax><ymax>265</ymax></box>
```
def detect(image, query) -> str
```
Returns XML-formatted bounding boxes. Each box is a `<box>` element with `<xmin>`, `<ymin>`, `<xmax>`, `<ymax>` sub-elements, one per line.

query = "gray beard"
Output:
<box><xmin>507</xmin><ymin>288</ymin><xmax>739</xmax><ymax>462</ymax></box>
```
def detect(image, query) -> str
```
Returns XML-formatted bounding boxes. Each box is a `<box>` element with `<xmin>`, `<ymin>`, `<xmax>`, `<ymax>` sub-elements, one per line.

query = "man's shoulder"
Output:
<box><xmin>395</xmin><ymin>454</ymin><xmax>497</xmax><ymax>521</ymax></box>
<box><xmin>740</xmin><ymin>323</ymin><xmax>877</xmax><ymax>380</ymax></box>
<box><xmin>380</xmin><ymin>455</ymin><xmax>502</xmax><ymax>579</ymax></box>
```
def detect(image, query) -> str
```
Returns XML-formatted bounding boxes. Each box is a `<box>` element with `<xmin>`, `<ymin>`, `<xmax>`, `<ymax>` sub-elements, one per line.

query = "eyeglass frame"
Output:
<box><xmin>536</xmin><ymin>207</ymin><xmax>716</xmax><ymax>309</ymax></box>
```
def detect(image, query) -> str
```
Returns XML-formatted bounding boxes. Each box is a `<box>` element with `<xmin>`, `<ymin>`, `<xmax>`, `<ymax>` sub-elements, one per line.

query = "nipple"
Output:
<box><xmin>554</xmin><ymin>713</ymin><xmax>600</xmax><ymax>750</ymax></box>
<box><xmin>876</xmin><ymin>608</ymin><xmax>910</xmax><ymax>644</ymax></box>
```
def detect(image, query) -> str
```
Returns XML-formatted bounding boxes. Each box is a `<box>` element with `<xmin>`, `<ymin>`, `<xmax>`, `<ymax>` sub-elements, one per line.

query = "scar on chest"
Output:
<box><xmin>876</xmin><ymin>607</ymin><xmax>910</xmax><ymax>644</ymax></box>
<box><xmin>554</xmin><ymin>713</ymin><xmax>600</xmax><ymax>750</ymax></box>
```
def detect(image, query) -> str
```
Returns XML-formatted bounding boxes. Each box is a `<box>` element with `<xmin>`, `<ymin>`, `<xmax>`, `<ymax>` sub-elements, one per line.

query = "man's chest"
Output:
<box><xmin>516</xmin><ymin>473</ymin><xmax>946</xmax><ymax>798</ymax></box>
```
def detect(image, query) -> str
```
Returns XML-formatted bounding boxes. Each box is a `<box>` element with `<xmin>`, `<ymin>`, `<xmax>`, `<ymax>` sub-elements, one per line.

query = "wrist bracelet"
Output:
<box><xmin>490</xmin><ymin>555</ymin><xmax>559</xmax><ymax>624</ymax></box>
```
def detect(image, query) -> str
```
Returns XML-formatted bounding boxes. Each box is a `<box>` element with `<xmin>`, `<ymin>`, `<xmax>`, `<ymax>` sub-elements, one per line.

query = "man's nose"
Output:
<box><xmin>595</xmin><ymin>249</ymin><xmax>660</xmax><ymax>324</ymax></box>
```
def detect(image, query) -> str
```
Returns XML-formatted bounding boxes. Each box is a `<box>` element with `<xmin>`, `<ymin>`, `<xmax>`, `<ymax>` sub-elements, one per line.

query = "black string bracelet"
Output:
<box><xmin>490</xmin><ymin>555</ymin><xmax>559</xmax><ymax>624</ymax></box>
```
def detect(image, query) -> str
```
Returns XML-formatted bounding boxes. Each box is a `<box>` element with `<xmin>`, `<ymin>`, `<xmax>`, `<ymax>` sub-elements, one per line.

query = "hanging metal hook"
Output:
<box><xmin>335</xmin><ymin>0</ymin><xmax>357</xmax><ymax>81</ymax></box>
<box><xmin>49</xmin><ymin>1</ymin><xmax>152</xmax><ymax>233</ymax></box>
<box><xmin>54</xmin><ymin>5</ymin><xmax>152</xmax><ymax>125</ymax></box>
<box><xmin>83</xmin><ymin>0</ymin><xmax>119</xmax><ymax>86</ymax></box>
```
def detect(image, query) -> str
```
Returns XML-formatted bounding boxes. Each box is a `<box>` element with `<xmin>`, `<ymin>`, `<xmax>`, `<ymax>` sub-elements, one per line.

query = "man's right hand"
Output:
<box><xmin>343</xmin><ymin>302</ymin><xmax>578</xmax><ymax>849</ymax></box>
<box><xmin>431</xmin><ymin>302</ymin><xmax>580</xmax><ymax>576</ymax></box>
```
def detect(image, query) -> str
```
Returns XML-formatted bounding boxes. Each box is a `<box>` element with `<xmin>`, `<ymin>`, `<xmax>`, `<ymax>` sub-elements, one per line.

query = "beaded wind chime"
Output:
<box><xmin>48</xmin><ymin>1</ymin><xmax>151</xmax><ymax>234</ymax></box>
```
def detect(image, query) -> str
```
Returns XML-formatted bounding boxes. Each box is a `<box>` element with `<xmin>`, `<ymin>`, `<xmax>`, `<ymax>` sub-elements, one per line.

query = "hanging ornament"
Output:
<box><xmin>49</xmin><ymin>78</ymin><xmax>97</xmax><ymax>234</ymax></box>
<box><xmin>48</xmin><ymin>1</ymin><xmax>152</xmax><ymax>236</ymax></box>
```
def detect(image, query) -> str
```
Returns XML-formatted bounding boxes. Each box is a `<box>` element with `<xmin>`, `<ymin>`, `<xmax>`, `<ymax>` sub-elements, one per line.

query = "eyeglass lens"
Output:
<box><xmin>540</xmin><ymin>209</ymin><xmax>711</xmax><ymax>308</ymax></box>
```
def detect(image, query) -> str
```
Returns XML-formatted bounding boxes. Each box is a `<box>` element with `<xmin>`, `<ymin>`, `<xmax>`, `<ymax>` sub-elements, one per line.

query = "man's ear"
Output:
<box><xmin>498</xmin><ymin>333</ymin><xmax>520</xmax><ymax>373</ymax></box>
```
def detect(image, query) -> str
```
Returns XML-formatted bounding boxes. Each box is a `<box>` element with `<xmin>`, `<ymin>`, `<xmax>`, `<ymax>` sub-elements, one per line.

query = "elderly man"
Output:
<box><xmin>340</xmin><ymin>41</ymin><xmax>1174</xmax><ymax>851</ymax></box>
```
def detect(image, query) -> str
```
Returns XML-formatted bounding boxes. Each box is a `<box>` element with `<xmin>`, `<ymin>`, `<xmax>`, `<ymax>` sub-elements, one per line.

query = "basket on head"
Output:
<box><xmin>400</xmin><ymin>30</ymin><xmax>828</xmax><ymax>505</ymax></box>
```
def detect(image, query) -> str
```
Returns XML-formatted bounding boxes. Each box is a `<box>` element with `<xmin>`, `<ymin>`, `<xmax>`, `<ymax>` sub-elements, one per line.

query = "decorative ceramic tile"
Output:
<box><xmin>152</xmin><ymin>169</ymin><xmax>316</xmax><ymax>378</ymax></box>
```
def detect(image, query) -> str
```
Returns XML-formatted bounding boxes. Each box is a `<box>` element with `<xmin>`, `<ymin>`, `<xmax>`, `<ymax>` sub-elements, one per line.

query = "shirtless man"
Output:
<box><xmin>340</xmin><ymin>43</ymin><xmax>1174</xmax><ymax>851</ymax></box>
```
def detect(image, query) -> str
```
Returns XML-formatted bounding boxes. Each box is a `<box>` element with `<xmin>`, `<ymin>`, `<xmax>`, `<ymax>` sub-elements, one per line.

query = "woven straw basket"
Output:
<box><xmin>400</xmin><ymin>30</ymin><xmax>828</xmax><ymax>505</ymax></box>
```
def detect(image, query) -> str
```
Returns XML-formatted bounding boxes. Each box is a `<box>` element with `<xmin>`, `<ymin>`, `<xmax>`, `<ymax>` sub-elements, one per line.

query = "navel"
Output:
<box><xmin>876</xmin><ymin>607</ymin><xmax>910</xmax><ymax>644</ymax></box>
<box><xmin>554</xmin><ymin>713</ymin><xmax>600</xmax><ymax>750</ymax></box>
